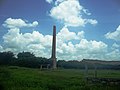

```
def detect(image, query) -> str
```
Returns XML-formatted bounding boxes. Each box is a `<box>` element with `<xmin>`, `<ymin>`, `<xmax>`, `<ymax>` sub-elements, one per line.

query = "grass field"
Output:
<box><xmin>0</xmin><ymin>66</ymin><xmax>120</xmax><ymax>90</ymax></box>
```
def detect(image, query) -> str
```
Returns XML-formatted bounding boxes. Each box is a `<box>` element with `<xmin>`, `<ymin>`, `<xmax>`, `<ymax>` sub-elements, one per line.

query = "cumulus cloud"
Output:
<box><xmin>106</xmin><ymin>49</ymin><xmax>120</xmax><ymax>60</ymax></box>
<box><xmin>2</xmin><ymin>21</ymin><xmax>108</xmax><ymax>60</ymax></box>
<box><xmin>55</xmin><ymin>0</ymin><xmax>64</xmax><ymax>5</ymax></box>
<box><xmin>2</xmin><ymin>18</ymin><xmax>51</xmax><ymax>57</ymax></box>
<box><xmin>85</xmin><ymin>19</ymin><xmax>98</xmax><ymax>25</ymax></box>
<box><xmin>55</xmin><ymin>26</ymin><xmax>108</xmax><ymax>60</ymax></box>
<box><xmin>57</xmin><ymin>38</ymin><xmax>108</xmax><ymax>60</ymax></box>
<box><xmin>46</xmin><ymin>0</ymin><xmax>53</xmax><ymax>3</ymax></box>
<box><xmin>50</xmin><ymin>0</ymin><xmax>97</xmax><ymax>27</ymax></box>
<box><xmin>3</xmin><ymin>28</ymin><xmax>52</xmax><ymax>57</ymax></box>
<box><xmin>3</xmin><ymin>18</ymin><xmax>38</xmax><ymax>28</ymax></box>
<box><xmin>105</xmin><ymin>25</ymin><xmax>120</xmax><ymax>41</ymax></box>
<box><xmin>82</xmin><ymin>9</ymin><xmax>91</xmax><ymax>15</ymax></box>
<box><xmin>76</xmin><ymin>39</ymin><xmax>107</xmax><ymax>53</ymax></box>
<box><xmin>57</xmin><ymin>26</ymin><xmax>84</xmax><ymax>42</ymax></box>
<box><xmin>112</xmin><ymin>43</ymin><xmax>119</xmax><ymax>48</ymax></box>
<box><xmin>2</xmin><ymin>18</ymin><xmax>120</xmax><ymax>60</ymax></box>
<box><xmin>75</xmin><ymin>39</ymin><xmax>108</xmax><ymax>59</ymax></box>
<box><xmin>0</xmin><ymin>45</ymin><xmax>3</xmax><ymax>51</ymax></box>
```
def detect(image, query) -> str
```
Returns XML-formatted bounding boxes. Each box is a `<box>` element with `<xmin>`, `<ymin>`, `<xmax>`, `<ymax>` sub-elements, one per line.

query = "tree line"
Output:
<box><xmin>0</xmin><ymin>51</ymin><xmax>52</xmax><ymax>68</ymax></box>
<box><xmin>0</xmin><ymin>51</ymin><xmax>85</xmax><ymax>69</ymax></box>
<box><xmin>0</xmin><ymin>51</ymin><xmax>120</xmax><ymax>69</ymax></box>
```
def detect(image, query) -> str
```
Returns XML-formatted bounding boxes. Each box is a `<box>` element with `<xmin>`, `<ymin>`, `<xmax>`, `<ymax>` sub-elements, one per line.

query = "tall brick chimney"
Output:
<box><xmin>51</xmin><ymin>25</ymin><xmax>57</xmax><ymax>69</ymax></box>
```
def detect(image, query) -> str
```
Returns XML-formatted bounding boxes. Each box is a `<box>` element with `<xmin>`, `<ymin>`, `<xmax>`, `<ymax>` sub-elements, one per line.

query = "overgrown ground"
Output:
<box><xmin>0</xmin><ymin>66</ymin><xmax>120</xmax><ymax>90</ymax></box>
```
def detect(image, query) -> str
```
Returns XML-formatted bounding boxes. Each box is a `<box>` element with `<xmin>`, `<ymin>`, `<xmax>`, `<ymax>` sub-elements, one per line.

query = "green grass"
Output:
<box><xmin>0</xmin><ymin>66</ymin><xmax>120</xmax><ymax>90</ymax></box>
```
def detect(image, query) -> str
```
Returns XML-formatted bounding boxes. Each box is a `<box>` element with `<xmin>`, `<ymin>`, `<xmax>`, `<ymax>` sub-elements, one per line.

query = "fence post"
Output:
<box><xmin>94</xmin><ymin>64</ymin><xmax>97</xmax><ymax>78</ymax></box>
<box><xmin>85</xmin><ymin>63</ymin><xmax>88</xmax><ymax>78</ymax></box>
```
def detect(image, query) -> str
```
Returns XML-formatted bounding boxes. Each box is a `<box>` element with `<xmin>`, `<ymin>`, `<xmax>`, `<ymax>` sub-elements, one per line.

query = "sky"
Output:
<box><xmin>0</xmin><ymin>0</ymin><xmax>120</xmax><ymax>61</ymax></box>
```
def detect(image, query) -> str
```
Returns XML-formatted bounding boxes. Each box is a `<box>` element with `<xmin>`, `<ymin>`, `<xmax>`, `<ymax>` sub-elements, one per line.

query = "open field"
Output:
<box><xmin>0</xmin><ymin>66</ymin><xmax>120</xmax><ymax>90</ymax></box>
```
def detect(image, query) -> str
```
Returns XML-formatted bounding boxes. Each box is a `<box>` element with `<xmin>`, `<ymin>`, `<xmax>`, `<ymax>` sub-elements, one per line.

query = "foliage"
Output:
<box><xmin>0</xmin><ymin>51</ymin><xmax>120</xmax><ymax>69</ymax></box>
<box><xmin>0</xmin><ymin>51</ymin><xmax>52</xmax><ymax>68</ymax></box>
<box><xmin>57</xmin><ymin>60</ymin><xmax>85</xmax><ymax>69</ymax></box>
<box><xmin>0</xmin><ymin>51</ymin><xmax>15</xmax><ymax>65</ymax></box>
<box><xmin>0</xmin><ymin>66</ymin><xmax>120</xmax><ymax>90</ymax></box>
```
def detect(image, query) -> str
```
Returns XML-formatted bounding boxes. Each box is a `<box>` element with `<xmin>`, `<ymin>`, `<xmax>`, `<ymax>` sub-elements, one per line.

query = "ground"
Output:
<box><xmin>0</xmin><ymin>66</ymin><xmax>120</xmax><ymax>90</ymax></box>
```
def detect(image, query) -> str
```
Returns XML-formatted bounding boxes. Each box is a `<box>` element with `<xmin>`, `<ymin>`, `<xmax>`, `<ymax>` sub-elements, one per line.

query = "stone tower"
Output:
<box><xmin>51</xmin><ymin>25</ymin><xmax>57</xmax><ymax>69</ymax></box>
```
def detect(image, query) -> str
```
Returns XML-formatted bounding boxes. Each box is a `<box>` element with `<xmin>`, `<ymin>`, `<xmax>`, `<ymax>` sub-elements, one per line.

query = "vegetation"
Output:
<box><xmin>0</xmin><ymin>51</ymin><xmax>52</xmax><ymax>68</ymax></box>
<box><xmin>0</xmin><ymin>51</ymin><xmax>120</xmax><ymax>90</ymax></box>
<box><xmin>0</xmin><ymin>66</ymin><xmax>120</xmax><ymax>90</ymax></box>
<box><xmin>0</xmin><ymin>51</ymin><xmax>15</xmax><ymax>65</ymax></box>
<box><xmin>0</xmin><ymin>51</ymin><xmax>120</xmax><ymax>70</ymax></box>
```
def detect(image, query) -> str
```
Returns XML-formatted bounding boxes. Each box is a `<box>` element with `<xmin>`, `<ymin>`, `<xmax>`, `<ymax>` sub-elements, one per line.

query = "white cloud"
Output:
<box><xmin>75</xmin><ymin>39</ymin><xmax>108</xmax><ymax>58</ymax></box>
<box><xmin>112</xmin><ymin>43</ymin><xmax>119</xmax><ymax>48</ymax></box>
<box><xmin>85</xmin><ymin>19</ymin><xmax>98</xmax><ymax>25</ymax></box>
<box><xmin>0</xmin><ymin>45</ymin><xmax>3</xmax><ymax>51</ymax></box>
<box><xmin>50</xmin><ymin>0</ymin><xmax>97</xmax><ymax>27</ymax></box>
<box><xmin>57</xmin><ymin>26</ymin><xmax>84</xmax><ymax>42</ymax></box>
<box><xmin>3</xmin><ymin>27</ymin><xmax>52</xmax><ymax>57</ymax></box>
<box><xmin>46</xmin><ymin>0</ymin><xmax>53</xmax><ymax>4</ymax></box>
<box><xmin>2</xmin><ymin>22</ymin><xmax>108</xmax><ymax>60</ymax></box>
<box><xmin>76</xmin><ymin>39</ymin><xmax>107</xmax><ymax>53</ymax></box>
<box><xmin>55</xmin><ymin>0</ymin><xmax>64</xmax><ymax>5</ymax></box>
<box><xmin>57</xmin><ymin>38</ymin><xmax>108</xmax><ymax>60</ymax></box>
<box><xmin>3</xmin><ymin>18</ymin><xmax>38</xmax><ymax>28</ymax></box>
<box><xmin>106</xmin><ymin>49</ymin><xmax>120</xmax><ymax>60</ymax></box>
<box><xmin>77</xmin><ymin>31</ymin><xmax>85</xmax><ymax>39</ymax></box>
<box><xmin>56</xmin><ymin>26</ymin><xmax>107</xmax><ymax>60</ymax></box>
<box><xmin>2</xmin><ymin>18</ymin><xmax>120</xmax><ymax>61</ymax></box>
<box><xmin>105</xmin><ymin>25</ymin><xmax>120</xmax><ymax>41</ymax></box>
<box><xmin>82</xmin><ymin>9</ymin><xmax>91</xmax><ymax>15</ymax></box>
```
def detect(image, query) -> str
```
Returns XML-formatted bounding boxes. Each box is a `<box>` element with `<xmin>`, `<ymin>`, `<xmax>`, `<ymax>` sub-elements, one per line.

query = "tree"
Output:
<box><xmin>17</xmin><ymin>52</ymin><xmax>35</xmax><ymax>59</ymax></box>
<box><xmin>16</xmin><ymin>52</ymin><xmax>52</xmax><ymax>68</ymax></box>
<box><xmin>0</xmin><ymin>51</ymin><xmax>15</xmax><ymax>65</ymax></box>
